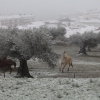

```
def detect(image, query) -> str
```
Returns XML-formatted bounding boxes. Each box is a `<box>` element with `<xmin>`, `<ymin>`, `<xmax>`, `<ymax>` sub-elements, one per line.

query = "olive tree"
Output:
<box><xmin>96</xmin><ymin>32</ymin><xmax>100</xmax><ymax>44</ymax></box>
<box><xmin>69</xmin><ymin>31</ymin><xmax>97</xmax><ymax>55</ymax></box>
<box><xmin>0</xmin><ymin>28</ymin><xmax>59</xmax><ymax>78</ymax></box>
<box><xmin>49</xmin><ymin>26</ymin><xmax>66</xmax><ymax>40</ymax></box>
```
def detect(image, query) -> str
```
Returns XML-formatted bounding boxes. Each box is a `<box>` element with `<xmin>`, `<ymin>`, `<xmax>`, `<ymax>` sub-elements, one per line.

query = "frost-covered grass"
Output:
<box><xmin>0</xmin><ymin>76</ymin><xmax>100</xmax><ymax>100</ymax></box>
<box><xmin>0</xmin><ymin>45</ymin><xmax>100</xmax><ymax>100</ymax></box>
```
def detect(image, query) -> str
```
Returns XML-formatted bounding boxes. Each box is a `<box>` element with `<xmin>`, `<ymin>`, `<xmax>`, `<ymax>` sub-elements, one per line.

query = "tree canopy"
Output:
<box><xmin>0</xmin><ymin>27</ymin><xmax>59</xmax><ymax>77</ymax></box>
<box><xmin>49</xmin><ymin>26</ymin><xmax>66</xmax><ymax>40</ymax></box>
<box><xmin>68</xmin><ymin>31</ymin><xmax>98</xmax><ymax>54</ymax></box>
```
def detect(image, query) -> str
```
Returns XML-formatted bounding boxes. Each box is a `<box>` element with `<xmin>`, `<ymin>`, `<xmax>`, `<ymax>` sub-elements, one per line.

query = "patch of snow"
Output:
<box><xmin>17</xmin><ymin>26</ymin><xmax>29</xmax><ymax>30</ymax></box>
<box><xmin>65</xmin><ymin>26</ymin><xmax>97</xmax><ymax>37</ymax></box>
<box><xmin>0</xmin><ymin>26</ymin><xmax>8</xmax><ymax>29</ymax></box>
<box><xmin>44</xmin><ymin>20</ymin><xmax>59</xmax><ymax>24</ymax></box>
<box><xmin>31</xmin><ymin>21</ymin><xmax>45</xmax><ymax>26</ymax></box>
<box><xmin>80</xmin><ymin>19</ymin><xmax>100</xmax><ymax>23</ymax></box>
<box><xmin>0</xmin><ymin>76</ymin><xmax>99</xmax><ymax>100</ymax></box>
<box><xmin>45</xmin><ymin>24</ymin><xmax>58</xmax><ymax>28</ymax></box>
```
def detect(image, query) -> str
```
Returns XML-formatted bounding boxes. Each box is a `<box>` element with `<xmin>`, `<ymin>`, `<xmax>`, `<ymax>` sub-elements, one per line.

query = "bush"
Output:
<box><xmin>49</xmin><ymin>26</ymin><xmax>66</xmax><ymax>40</ymax></box>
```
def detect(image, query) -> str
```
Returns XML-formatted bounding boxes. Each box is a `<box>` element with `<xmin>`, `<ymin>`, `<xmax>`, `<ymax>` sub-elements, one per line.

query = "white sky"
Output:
<box><xmin>0</xmin><ymin>0</ymin><xmax>100</xmax><ymax>20</ymax></box>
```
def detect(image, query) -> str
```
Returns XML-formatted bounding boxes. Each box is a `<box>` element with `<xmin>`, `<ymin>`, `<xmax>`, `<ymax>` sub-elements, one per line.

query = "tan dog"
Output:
<box><xmin>59</xmin><ymin>51</ymin><xmax>73</xmax><ymax>73</ymax></box>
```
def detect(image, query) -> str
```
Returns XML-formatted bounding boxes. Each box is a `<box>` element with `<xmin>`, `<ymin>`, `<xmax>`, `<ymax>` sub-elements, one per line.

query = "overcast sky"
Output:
<box><xmin>0</xmin><ymin>0</ymin><xmax>100</xmax><ymax>20</ymax></box>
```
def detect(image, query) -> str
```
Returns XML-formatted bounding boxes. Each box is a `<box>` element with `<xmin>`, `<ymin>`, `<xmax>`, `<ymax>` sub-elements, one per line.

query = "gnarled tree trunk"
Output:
<box><xmin>87</xmin><ymin>45</ymin><xmax>91</xmax><ymax>51</ymax></box>
<box><xmin>78</xmin><ymin>46</ymin><xmax>87</xmax><ymax>55</ymax></box>
<box><xmin>16</xmin><ymin>59</ymin><xmax>33</xmax><ymax>78</ymax></box>
<box><xmin>78</xmin><ymin>40</ymin><xmax>88</xmax><ymax>55</ymax></box>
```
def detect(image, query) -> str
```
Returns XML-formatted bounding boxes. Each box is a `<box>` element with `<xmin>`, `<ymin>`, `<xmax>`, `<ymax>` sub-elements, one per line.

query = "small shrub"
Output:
<box><xmin>72</xmin><ymin>82</ymin><xmax>80</xmax><ymax>87</ymax></box>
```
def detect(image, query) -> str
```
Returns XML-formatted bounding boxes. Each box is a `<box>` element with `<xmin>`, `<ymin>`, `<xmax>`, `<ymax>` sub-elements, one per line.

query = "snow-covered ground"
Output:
<box><xmin>0</xmin><ymin>75</ymin><xmax>100</xmax><ymax>100</ymax></box>
<box><xmin>65</xmin><ymin>25</ymin><xmax>97</xmax><ymax>37</ymax></box>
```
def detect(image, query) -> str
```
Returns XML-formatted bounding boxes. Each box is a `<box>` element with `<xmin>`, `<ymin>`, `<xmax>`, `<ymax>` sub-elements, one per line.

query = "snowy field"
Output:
<box><xmin>65</xmin><ymin>26</ymin><xmax>97</xmax><ymax>37</ymax></box>
<box><xmin>0</xmin><ymin>20</ymin><xmax>100</xmax><ymax>99</ymax></box>
<box><xmin>0</xmin><ymin>44</ymin><xmax>100</xmax><ymax>100</ymax></box>
<box><xmin>0</xmin><ymin>75</ymin><xmax>100</xmax><ymax>100</ymax></box>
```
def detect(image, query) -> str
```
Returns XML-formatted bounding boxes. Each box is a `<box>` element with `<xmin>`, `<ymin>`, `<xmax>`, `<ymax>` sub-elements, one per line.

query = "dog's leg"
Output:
<box><xmin>62</xmin><ymin>64</ymin><xmax>66</xmax><ymax>73</ymax></box>
<box><xmin>9</xmin><ymin>66</ymin><xmax>12</xmax><ymax>74</ymax></box>
<box><xmin>59</xmin><ymin>62</ymin><xmax>63</xmax><ymax>71</ymax></box>
<box><xmin>68</xmin><ymin>64</ymin><xmax>70</xmax><ymax>71</ymax></box>
<box><xmin>3</xmin><ymin>66</ymin><xmax>9</xmax><ymax>78</ymax></box>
